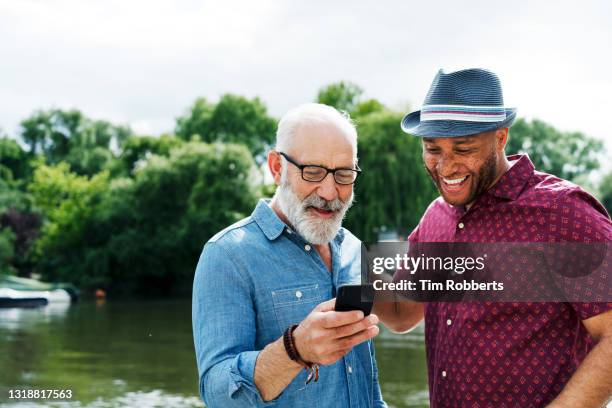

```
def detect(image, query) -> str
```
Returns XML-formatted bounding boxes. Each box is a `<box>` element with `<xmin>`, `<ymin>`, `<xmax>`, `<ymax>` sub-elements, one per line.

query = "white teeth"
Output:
<box><xmin>443</xmin><ymin>176</ymin><xmax>467</xmax><ymax>185</ymax></box>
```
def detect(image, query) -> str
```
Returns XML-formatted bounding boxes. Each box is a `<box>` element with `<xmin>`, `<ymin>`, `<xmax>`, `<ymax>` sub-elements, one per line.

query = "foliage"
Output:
<box><xmin>600</xmin><ymin>171</ymin><xmax>612</xmax><ymax>216</ymax></box>
<box><xmin>28</xmin><ymin>142</ymin><xmax>257</xmax><ymax>295</ymax></box>
<box><xmin>352</xmin><ymin>99</ymin><xmax>387</xmax><ymax>118</ymax></box>
<box><xmin>316</xmin><ymin>81</ymin><xmax>364</xmax><ymax>114</ymax></box>
<box><xmin>344</xmin><ymin>109</ymin><xmax>438</xmax><ymax>243</ymax></box>
<box><xmin>0</xmin><ymin>209</ymin><xmax>41</xmax><ymax>275</ymax></box>
<box><xmin>0</xmin><ymin>178</ymin><xmax>29</xmax><ymax>213</ymax></box>
<box><xmin>175</xmin><ymin>94</ymin><xmax>277</xmax><ymax>164</ymax></box>
<box><xmin>0</xmin><ymin>85</ymin><xmax>607</xmax><ymax>294</ymax></box>
<box><xmin>109</xmin><ymin>134</ymin><xmax>184</xmax><ymax>177</ymax></box>
<box><xmin>0</xmin><ymin>226</ymin><xmax>16</xmax><ymax>274</ymax></box>
<box><xmin>19</xmin><ymin>109</ymin><xmax>132</xmax><ymax>176</ymax></box>
<box><xmin>0</xmin><ymin>136</ymin><xmax>31</xmax><ymax>183</ymax></box>
<box><xmin>506</xmin><ymin>118</ymin><xmax>603</xmax><ymax>181</ymax></box>
<box><xmin>28</xmin><ymin>163</ymin><xmax>110</xmax><ymax>284</ymax></box>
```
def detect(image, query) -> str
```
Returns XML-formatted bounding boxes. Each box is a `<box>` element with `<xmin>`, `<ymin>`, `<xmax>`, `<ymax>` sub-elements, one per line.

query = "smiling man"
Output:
<box><xmin>422</xmin><ymin>133</ymin><xmax>502</xmax><ymax>208</ymax></box>
<box><xmin>192</xmin><ymin>103</ymin><xmax>385</xmax><ymax>407</ymax></box>
<box><xmin>375</xmin><ymin>68</ymin><xmax>612</xmax><ymax>407</ymax></box>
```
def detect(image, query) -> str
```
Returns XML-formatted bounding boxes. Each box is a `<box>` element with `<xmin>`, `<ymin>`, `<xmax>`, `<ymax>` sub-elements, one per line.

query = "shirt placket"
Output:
<box><xmin>341</xmin><ymin>350</ymin><xmax>357</xmax><ymax>408</ymax></box>
<box><xmin>331</xmin><ymin>239</ymin><xmax>364</xmax><ymax>408</ymax></box>
<box><xmin>285</xmin><ymin>228</ymin><xmax>333</xmax><ymax>283</ymax></box>
<box><xmin>434</xmin><ymin>302</ymin><xmax>457</xmax><ymax>387</ymax></box>
<box><xmin>437</xmin><ymin>209</ymin><xmax>469</xmax><ymax>386</ymax></box>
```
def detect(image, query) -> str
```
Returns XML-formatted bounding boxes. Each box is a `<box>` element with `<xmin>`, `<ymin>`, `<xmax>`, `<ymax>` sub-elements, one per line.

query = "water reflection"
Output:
<box><xmin>0</xmin><ymin>303</ymin><xmax>70</xmax><ymax>331</ymax></box>
<box><xmin>1</xmin><ymin>390</ymin><xmax>203</xmax><ymax>408</ymax></box>
<box><xmin>0</xmin><ymin>300</ymin><xmax>429</xmax><ymax>408</ymax></box>
<box><xmin>375</xmin><ymin>325</ymin><xmax>429</xmax><ymax>408</ymax></box>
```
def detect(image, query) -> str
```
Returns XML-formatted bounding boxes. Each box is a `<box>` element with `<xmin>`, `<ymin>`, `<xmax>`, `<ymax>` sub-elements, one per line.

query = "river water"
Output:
<box><xmin>0</xmin><ymin>299</ymin><xmax>428</xmax><ymax>407</ymax></box>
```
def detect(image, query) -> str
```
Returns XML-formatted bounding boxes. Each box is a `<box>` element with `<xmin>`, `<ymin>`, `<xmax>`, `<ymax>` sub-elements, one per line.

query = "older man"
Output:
<box><xmin>375</xmin><ymin>68</ymin><xmax>612</xmax><ymax>407</ymax></box>
<box><xmin>192</xmin><ymin>103</ymin><xmax>385</xmax><ymax>407</ymax></box>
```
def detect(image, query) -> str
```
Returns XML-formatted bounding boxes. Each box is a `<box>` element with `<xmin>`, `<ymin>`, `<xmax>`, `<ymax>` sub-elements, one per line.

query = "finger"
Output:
<box><xmin>315</xmin><ymin>298</ymin><xmax>336</xmax><ymax>312</ymax></box>
<box><xmin>332</xmin><ymin>314</ymin><xmax>379</xmax><ymax>339</ymax></box>
<box><xmin>320</xmin><ymin>309</ymin><xmax>365</xmax><ymax>329</ymax></box>
<box><xmin>335</xmin><ymin>325</ymin><xmax>380</xmax><ymax>350</ymax></box>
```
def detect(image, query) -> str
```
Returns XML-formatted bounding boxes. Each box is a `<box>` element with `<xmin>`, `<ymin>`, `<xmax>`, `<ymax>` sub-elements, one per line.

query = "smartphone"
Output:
<box><xmin>334</xmin><ymin>284</ymin><xmax>374</xmax><ymax>316</ymax></box>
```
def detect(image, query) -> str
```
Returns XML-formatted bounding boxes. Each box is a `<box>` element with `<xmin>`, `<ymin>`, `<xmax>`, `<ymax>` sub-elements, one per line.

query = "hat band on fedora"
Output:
<box><xmin>421</xmin><ymin>104</ymin><xmax>507</xmax><ymax>123</ymax></box>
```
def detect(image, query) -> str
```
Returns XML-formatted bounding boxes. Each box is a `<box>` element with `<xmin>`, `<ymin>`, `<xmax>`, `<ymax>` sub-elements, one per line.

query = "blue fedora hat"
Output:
<box><xmin>401</xmin><ymin>68</ymin><xmax>516</xmax><ymax>137</ymax></box>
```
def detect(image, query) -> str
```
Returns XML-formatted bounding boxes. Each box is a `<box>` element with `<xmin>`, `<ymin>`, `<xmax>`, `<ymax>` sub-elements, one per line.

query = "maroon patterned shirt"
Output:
<box><xmin>408</xmin><ymin>154</ymin><xmax>612</xmax><ymax>407</ymax></box>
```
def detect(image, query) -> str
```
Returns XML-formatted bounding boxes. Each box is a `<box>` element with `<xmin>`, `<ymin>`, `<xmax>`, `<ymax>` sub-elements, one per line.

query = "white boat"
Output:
<box><xmin>0</xmin><ymin>287</ymin><xmax>71</xmax><ymax>308</ymax></box>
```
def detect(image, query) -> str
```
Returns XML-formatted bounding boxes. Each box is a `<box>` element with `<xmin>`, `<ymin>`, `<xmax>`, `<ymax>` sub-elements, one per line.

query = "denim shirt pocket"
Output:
<box><xmin>271</xmin><ymin>284</ymin><xmax>323</xmax><ymax>331</ymax></box>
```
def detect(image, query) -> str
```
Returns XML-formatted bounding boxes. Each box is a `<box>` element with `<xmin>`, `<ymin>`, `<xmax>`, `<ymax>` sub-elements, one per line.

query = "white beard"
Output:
<box><xmin>274</xmin><ymin>181</ymin><xmax>353</xmax><ymax>245</ymax></box>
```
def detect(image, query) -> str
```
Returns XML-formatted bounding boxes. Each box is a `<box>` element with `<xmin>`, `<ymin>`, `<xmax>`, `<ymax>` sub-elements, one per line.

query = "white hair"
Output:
<box><xmin>275</xmin><ymin>103</ymin><xmax>357</xmax><ymax>159</ymax></box>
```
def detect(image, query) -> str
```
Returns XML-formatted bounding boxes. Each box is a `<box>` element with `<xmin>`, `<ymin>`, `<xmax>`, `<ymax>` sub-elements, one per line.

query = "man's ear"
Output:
<box><xmin>268</xmin><ymin>151</ymin><xmax>282</xmax><ymax>186</ymax></box>
<box><xmin>495</xmin><ymin>128</ymin><xmax>509</xmax><ymax>152</ymax></box>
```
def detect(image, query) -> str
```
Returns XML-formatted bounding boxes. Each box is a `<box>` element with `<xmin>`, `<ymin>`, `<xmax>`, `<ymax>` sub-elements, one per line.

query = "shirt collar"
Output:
<box><xmin>251</xmin><ymin>198</ymin><xmax>347</xmax><ymax>245</ymax></box>
<box><xmin>252</xmin><ymin>199</ymin><xmax>286</xmax><ymax>241</ymax></box>
<box><xmin>486</xmin><ymin>153</ymin><xmax>535</xmax><ymax>201</ymax></box>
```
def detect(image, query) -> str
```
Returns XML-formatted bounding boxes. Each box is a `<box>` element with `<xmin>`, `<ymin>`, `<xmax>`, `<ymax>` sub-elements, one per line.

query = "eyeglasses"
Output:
<box><xmin>278</xmin><ymin>152</ymin><xmax>361</xmax><ymax>185</ymax></box>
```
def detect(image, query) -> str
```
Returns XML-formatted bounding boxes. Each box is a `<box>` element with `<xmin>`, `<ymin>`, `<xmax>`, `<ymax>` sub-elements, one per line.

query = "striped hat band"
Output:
<box><xmin>420</xmin><ymin>104</ymin><xmax>507</xmax><ymax>123</ymax></box>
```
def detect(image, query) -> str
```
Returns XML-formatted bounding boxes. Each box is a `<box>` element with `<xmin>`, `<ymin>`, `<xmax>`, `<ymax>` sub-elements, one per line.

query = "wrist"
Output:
<box><xmin>291</xmin><ymin>324</ymin><xmax>314</xmax><ymax>365</ymax></box>
<box><xmin>274</xmin><ymin>337</ymin><xmax>302</xmax><ymax>369</ymax></box>
<box><xmin>283</xmin><ymin>324</ymin><xmax>320</xmax><ymax>384</ymax></box>
<box><xmin>284</xmin><ymin>324</ymin><xmax>309</xmax><ymax>366</ymax></box>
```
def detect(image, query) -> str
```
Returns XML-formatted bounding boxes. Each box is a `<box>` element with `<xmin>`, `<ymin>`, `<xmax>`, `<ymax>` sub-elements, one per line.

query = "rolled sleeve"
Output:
<box><xmin>193</xmin><ymin>241</ymin><xmax>275</xmax><ymax>407</ymax></box>
<box><xmin>228</xmin><ymin>350</ymin><xmax>261</xmax><ymax>397</ymax></box>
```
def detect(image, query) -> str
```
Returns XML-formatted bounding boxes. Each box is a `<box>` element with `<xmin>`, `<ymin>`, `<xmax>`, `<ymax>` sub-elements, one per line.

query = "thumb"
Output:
<box><xmin>315</xmin><ymin>298</ymin><xmax>336</xmax><ymax>312</ymax></box>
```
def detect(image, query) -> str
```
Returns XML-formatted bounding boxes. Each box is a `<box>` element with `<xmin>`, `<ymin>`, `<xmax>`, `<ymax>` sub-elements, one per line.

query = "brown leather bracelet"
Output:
<box><xmin>283</xmin><ymin>324</ymin><xmax>319</xmax><ymax>383</ymax></box>
<box><xmin>283</xmin><ymin>324</ymin><xmax>306</xmax><ymax>366</ymax></box>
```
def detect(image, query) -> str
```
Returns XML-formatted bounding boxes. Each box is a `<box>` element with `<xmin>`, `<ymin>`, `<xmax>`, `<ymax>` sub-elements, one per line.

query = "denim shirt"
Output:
<box><xmin>192</xmin><ymin>199</ymin><xmax>386</xmax><ymax>408</ymax></box>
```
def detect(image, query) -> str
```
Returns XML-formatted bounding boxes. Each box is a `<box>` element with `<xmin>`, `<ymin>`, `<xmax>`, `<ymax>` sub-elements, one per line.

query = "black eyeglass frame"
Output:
<box><xmin>278</xmin><ymin>151</ymin><xmax>361</xmax><ymax>185</ymax></box>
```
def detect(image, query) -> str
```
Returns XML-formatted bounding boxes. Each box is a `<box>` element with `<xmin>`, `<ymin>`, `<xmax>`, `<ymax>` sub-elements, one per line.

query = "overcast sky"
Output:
<box><xmin>1</xmin><ymin>0</ymin><xmax>611</xmax><ymax>153</ymax></box>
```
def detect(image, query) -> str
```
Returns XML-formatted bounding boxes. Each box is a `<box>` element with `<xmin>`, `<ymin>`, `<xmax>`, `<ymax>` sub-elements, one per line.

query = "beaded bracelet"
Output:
<box><xmin>283</xmin><ymin>324</ymin><xmax>319</xmax><ymax>384</ymax></box>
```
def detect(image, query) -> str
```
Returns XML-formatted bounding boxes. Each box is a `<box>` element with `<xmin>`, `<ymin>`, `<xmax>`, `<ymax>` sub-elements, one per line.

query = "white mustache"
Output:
<box><xmin>301</xmin><ymin>194</ymin><xmax>344</xmax><ymax>212</ymax></box>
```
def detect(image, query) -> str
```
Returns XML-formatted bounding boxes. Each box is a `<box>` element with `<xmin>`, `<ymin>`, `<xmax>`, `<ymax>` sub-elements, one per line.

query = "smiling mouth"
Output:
<box><xmin>440</xmin><ymin>175</ymin><xmax>470</xmax><ymax>193</ymax></box>
<box><xmin>308</xmin><ymin>206</ymin><xmax>335</xmax><ymax>218</ymax></box>
<box><xmin>442</xmin><ymin>175</ymin><xmax>468</xmax><ymax>185</ymax></box>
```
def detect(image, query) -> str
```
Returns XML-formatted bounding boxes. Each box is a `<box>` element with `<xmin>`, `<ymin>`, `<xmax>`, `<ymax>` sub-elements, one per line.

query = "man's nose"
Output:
<box><xmin>316</xmin><ymin>173</ymin><xmax>339</xmax><ymax>201</ymax></box>
<box><xmin>436</xmin><ymin>153</ymin><xmax>460</xmax><ymax>177</ymax></box>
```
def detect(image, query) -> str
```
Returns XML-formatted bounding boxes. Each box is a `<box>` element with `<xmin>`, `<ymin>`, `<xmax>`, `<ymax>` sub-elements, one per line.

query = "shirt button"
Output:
<box><xmin>458</xmin><ymin>222</ymin><xmax>465</xmax><ymax>229</ymax></box>
<box><xmin>304</xmin><ymin>244</ymin><xmax>311</xmax><ymax>251</ymax></box>
<box><xmin>348</xmin><ymin>366</ymin><xmax>353</xmax><ymax>374</ymax></box>
<box><xmin>295</xmin><ymin>290</ymin><xmax>303</xmax><ymax>299</ymax></box>
<box><xmin>442</xmin><ymin>370</ymin><xmax>447</xmax><ymax>378</ymax></box>
<box><xmin>447</xmin><ymin>319</ymin><xmax>452</xmax><ymax>326</ymax></box>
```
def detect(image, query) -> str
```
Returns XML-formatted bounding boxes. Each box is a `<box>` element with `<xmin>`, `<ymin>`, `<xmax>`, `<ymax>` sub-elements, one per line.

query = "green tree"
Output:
<box><xmin>175</xmin><ymin>98</ymin><xmax>214</xmax><ymax>141</ymax></box>
<box><xmin>0</xmin><ymin>177</ymin><xmax>29</xmax><ymax>213</ymax></box>
<box><xmin>507</xmin><ymin>119</ymin><xmax>603</xmax><ymax>181</ymax></box>
<box><xmin>344</xmin><ymin>109</ymin><xmax>437</xmax><ymax>243</ymax></box>
<box><xmin>352</xmin><ymin>99</ymin><xmax>386</xmax><ymax>118</ymax></box>
<box><xmin>29</xmin><ymin>142</ymin><xmax>258</xmax><ymax>295</ymax></box>
<box><xmin>317</xmin><ymin>81</ymin><xmax>364</xmax><ymax>114</ymax></box>
<box><xmin>28</xmin><ymin>163</ymin><xmax>110</xmax><ymax>280</ymax></box>
<box><xmin>175</xmin><ymin>95</ymin><xmax>276</xmax><ymax>165</ymax></box>
<box><xmin>599</xmin><ymin>171</ymin><xmax>612</xmax><ymax>216</ymax></box>
<box><xmin>20</xmin><ymin>109</ymin><xmax>132</xmax><ymax>176</ymax></box>
<box><xmin>0</xmin><ymin>227</ymin><xmax>16</xmax><ymax>274</ymax></box>
<box><xmin>0</xmin><ymin>145</ymin><xmax>37</xmax><ymax>275</ymax></box>
<box><xmin>109</xmin><ymin>134</ymin><xmax>184</xmax><ymax>177</ymax></box>
<box><xmin>0</xmin><ymin>136</ymin><xmax>31</xmax><ymax>183</ymax></box>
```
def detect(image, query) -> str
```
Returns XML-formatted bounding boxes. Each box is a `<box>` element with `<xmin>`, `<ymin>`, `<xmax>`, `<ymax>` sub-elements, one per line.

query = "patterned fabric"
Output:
<box><xmin>404</xmin><ymin>154</ymin><xmax>612</xmax><ymax>407</ymax></box>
